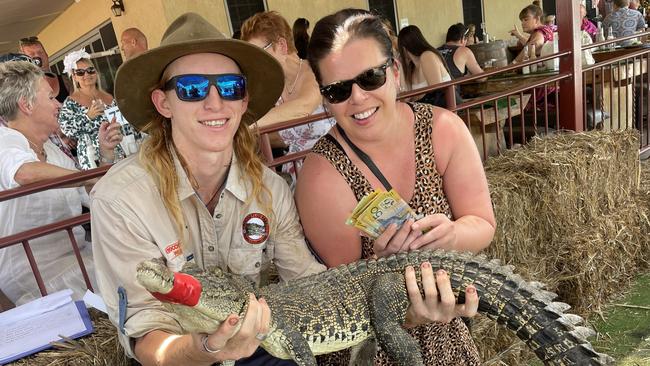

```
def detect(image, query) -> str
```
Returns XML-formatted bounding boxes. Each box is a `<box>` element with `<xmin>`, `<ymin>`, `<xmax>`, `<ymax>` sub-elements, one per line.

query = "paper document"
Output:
<box><xmin>83</xmin><ymin>289</ymin><xmax>107</xmax><ymax>314</ymax></box>
<box><xmin>0</xmin><ymin>290</ymin><xmax>93</xmax><ymax>364</ymax></box>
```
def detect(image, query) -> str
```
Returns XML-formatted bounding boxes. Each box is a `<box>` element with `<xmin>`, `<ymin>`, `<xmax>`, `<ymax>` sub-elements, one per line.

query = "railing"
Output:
<box><xmin>581</xmin><ymin>31</ymin><xmax>650</xmax><ymax>154</ymax></box>
<box><xmin>259</xmin><ymin>49</ymin><xmax>573</xmax><ymax>162</ymax></box>
<box><xmin>0</xmin><ymin>166</ymin><xmax>109</xmax><ymax>303</ymax></box>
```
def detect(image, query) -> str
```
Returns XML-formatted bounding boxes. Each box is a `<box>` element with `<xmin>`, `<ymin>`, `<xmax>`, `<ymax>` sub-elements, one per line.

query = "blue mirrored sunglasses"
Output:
<box><xmin>163</xmin><ymin>74</ymin><xmax>247</xmax><ymax>102</ymax></box>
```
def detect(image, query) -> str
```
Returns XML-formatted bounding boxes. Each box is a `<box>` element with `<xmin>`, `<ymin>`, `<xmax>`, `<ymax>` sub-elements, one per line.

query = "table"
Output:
<box><xmin>460</xmin><ymin>94</ymin><xmax>532</xmax><ymax>158</ymax></box>
<box><xmin>591</xmin><ymin>44</ymin><xmax>647</xmax><ymax>63</ymax></box>
<box><xmin>460</xmin><ymin>73</ymin><xmax>551</xmax><ymax>157</ymax></box>
<box><xmin>461</xmin><ymin>71</ymin><xmax>556</xmax><ymax>99</ymax></box>
<box><xmin>583</xmin><ymin>57</ymin><xmax>647</xmax><ymax>130</ymax></box>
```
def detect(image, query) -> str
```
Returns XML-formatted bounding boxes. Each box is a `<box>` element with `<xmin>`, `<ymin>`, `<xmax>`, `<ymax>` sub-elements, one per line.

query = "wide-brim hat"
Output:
<box><xmin>114</xmin><ymin>12</ymin><xmax>284</xmax><ymax>131</ymax></box>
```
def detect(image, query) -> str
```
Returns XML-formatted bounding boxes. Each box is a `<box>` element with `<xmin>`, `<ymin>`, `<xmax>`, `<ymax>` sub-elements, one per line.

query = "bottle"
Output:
<box><xmin>529</xmin><ymin>45</ymin><xmax>537</xmax><ymax>73</ymax></box>
<box><xmin>481</xmin><ymin>23</ymin><xmax>489</xmax><ymax>43</ymax></box>
<box><xmin>596</xmin><ymin>22</ymin><xmax>605</xmax><ymax>42</ymax></box>
<box><xmin>522</xmin><ymin>45</ymin><xmax>530</xmax><ymax>75</ymax></box>
<box><xmin>606</xmin><ymin>26</ymin><xmax>615</xmax><ymax>49</ymax></box>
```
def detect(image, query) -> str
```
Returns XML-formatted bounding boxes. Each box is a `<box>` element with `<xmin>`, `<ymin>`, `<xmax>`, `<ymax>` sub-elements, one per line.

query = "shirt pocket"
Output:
<box><xmin>227</xmin><ymin>246</ymin><xmax>266</xmax><ymax>276</ymax></box>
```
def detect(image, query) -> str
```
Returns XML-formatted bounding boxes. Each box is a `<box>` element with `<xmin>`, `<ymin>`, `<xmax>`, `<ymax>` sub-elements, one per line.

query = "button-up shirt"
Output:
<box><xmin>603</xmin><ymin>6</ymin><xmax>645</xmax><ymax>45</ymax></box>
<box><xmin>90</xmin><ymin>151</ymin><xmax>325</xmax><ymax>358</ymax></box>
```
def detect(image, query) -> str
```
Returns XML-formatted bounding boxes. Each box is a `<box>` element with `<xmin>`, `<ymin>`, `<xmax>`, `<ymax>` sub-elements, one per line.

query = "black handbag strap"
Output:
<box><xmin>333</xmin><ymin>124</ymin><xmax>392</xmax><ymax>191</ymax></box>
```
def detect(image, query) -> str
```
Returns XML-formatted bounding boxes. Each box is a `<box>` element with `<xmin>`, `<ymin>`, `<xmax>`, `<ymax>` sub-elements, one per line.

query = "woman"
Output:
<box><xmin>0</xmin><ymin>60</ymin><xmax>118</xmax><ymax>305</ymax></box>
<box><xmin>465</xmin><ymin>24</ymin><xmax>480</xmax><ymax>45</ymax></box>
<box><xmin>581</xmin><ymin>3</ymin><xmax>598</xmax><ymax>40</ymax></box>
<box><xmin>293</xmin><ymin>17</ymin><xmax>310</xmax><ymax>60</ymax></box>
<box><xmin>58</xmin><ymin>49</ymin><xmax>138</xmax><ymax>169</ymax></box>
<box><xmin>510</xmin><ymin>4</ymin><xmax>554</xmax><ymax>63</ymax></box>
<box><xmin>296</xmin><ymin>9</ymin><xmax>494</xmax><ymax>365</ymax></box>
<box><xmin>398</xmin><ymin>25</ymin><xmax>460</xmax><ymax>108</ymax></box>
<box><xmin>241</xmin><ymin>11</ymin><xmax>335</xmax><ymax>176</ymax></box>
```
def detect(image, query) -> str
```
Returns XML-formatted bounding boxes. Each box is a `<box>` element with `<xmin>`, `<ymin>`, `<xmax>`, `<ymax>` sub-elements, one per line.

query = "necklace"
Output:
<box><xmin>26</xmin><ymin>137</ymin><xmax>47</xmax><ymax>160</ymax></box>
<box><xmin>200</xmin><ymin>163</ymin><xmax>231</xmax><ymax>207</ymax></box>
<box><xmin>286</xmin><ymin>58</ymin><xmax>303</xmax><ymax>96</ymax></box>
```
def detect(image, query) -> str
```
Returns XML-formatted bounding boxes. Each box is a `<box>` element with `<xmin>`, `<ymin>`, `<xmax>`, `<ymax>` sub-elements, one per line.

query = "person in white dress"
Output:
<box><xmin>0</xmin><ymin>59</ymin><xmax>119</xmax><ymax>305</ymax></box>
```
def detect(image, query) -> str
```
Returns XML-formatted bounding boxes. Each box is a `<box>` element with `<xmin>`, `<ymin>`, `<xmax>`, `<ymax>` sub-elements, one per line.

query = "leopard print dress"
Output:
<box><xmin>311</xmin><ymin>103</ymin><xmax>481</xmax><ymax>366</ymax></box>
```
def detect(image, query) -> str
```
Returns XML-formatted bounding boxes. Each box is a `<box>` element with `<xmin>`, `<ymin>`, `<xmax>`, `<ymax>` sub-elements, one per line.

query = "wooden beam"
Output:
<box><xmin>557</xmin><ymin>0</ymin><xmax>584</xmax><ymax>131</ymax></box>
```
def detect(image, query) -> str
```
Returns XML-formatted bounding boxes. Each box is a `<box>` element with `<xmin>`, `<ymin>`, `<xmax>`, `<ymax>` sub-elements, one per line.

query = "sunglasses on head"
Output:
<box><xmin>319</xmin><ymin>58</ymin><xmax>393</xmax><ymax>104</ymax></box>
<box><xmin>74</xmin><ymin>67</ymin><xmax>96</xmax><ymax>76</ymax></box>
<box><xmin>163</xmin><ymin>74</ymin><xmax>247</xmax><ymax>102</ymax></box>
<box><xmin>19</xmin><ymin>36</ymin><xmax>39</xmax><ymax>44</ymax></box>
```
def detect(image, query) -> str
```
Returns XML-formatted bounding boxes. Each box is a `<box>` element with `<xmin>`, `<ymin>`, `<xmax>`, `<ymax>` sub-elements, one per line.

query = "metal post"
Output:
<box><xmin>557</xmin><ymin>0</ymin><xmax>584</xmax><ymax>131</ymax></box>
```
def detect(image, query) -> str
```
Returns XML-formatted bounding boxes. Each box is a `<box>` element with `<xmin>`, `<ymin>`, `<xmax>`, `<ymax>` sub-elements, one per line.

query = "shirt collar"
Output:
<box><xmin>171</xmin><ymin>144</ymin><xmax>250</xmax><ymax>203</ymax></box>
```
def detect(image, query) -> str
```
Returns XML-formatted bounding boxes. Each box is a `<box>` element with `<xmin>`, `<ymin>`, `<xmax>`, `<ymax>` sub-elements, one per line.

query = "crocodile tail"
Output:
<box><xmin>406</xmin><ymin>250</ymin><xmax>614</xmax><ymax>365</ymax></box>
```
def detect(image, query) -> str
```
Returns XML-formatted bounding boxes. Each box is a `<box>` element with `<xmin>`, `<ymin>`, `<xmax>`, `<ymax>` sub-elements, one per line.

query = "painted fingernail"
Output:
<box><xmin>467</xmin><ymin>286</ymin><xmax>476</xmax><ymax>294</ymax></box>
<box><xmin>421</xmin><ymin>262</ymin><xmax>430</xmax><ymax>269</ymax></box>
<box><xmin>229</xmin><ymin>316</ymin><xmax>239</xmax><ymax>326</ymax></box>
<box><xmin>259</xmin><ymin>298</ymin><xmax>267</xmax><ymax>305</ymax></box>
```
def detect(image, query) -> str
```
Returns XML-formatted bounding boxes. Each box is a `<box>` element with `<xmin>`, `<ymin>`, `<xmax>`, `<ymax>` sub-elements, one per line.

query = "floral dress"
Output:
<box><xmin>278</xmin><ymin>104</ymin><xmax>336</xmax><ymax>181</ymax></box>
<box><xmin>58</xmin><ymin>98</ymin><xmax>138</xmax><ymax>170</ymax></box>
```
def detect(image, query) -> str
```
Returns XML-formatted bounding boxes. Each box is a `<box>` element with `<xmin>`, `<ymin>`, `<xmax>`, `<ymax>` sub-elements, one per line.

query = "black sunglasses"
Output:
<box><xmin>163</xmin><ymin>74</ymin><xmax>247</xmax><ymax>102</ymax></box>
<box><xmin>319</xmin><ymin>58</ymin><xmax>394</xmax><ymax>104</ymax></box>
<box><xmin>74</xmin><ymin>67</ymin><xmax>96</xmax><ymax>76</ymax></box>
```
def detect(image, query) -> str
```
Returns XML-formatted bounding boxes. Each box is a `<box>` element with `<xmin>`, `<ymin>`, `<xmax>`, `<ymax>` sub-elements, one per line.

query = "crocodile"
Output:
<box><xmin>136</xmin><ymin>249</ymin><xmax>614</xmax><ymax>366</ymax></box>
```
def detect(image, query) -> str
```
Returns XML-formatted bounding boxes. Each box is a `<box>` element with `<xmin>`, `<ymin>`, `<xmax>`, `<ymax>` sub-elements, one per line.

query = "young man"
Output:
<box><xmin>438</xmin><ymin>23</ymin><xmax>486</xmax><ymax>80</ymax></box>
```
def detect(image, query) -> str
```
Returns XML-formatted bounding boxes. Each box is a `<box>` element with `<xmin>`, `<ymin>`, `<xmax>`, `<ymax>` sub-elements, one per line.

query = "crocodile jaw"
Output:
<box><xmin>136</xmin><ymin>258</ymin><xmax>174</xmax><ymax>295</ymax></box>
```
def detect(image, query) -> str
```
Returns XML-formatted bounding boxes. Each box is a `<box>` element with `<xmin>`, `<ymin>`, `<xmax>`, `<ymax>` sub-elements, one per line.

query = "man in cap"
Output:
<box><xmin>91</xmin><ymin>12</ymin><xmax>325</xmax><ymax>365</ymax></box>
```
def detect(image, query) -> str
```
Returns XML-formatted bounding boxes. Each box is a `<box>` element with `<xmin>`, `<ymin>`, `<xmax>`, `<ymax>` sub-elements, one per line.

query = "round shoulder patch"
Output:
<box><xmin>242</xmin><ymin>213</ymin><xmax>270</xmax><ymax>245</ymax></box>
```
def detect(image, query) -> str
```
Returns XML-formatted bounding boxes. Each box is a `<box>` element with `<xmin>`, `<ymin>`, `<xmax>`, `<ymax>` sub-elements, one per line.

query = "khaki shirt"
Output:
<box><xmin>90</xmin><ymin>152</ymin><xmax>325</xmax><ymax>358</ymax></box>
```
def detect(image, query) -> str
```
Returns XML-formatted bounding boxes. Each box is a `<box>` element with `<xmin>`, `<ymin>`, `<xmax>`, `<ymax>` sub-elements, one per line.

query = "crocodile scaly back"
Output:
<box><xmin>310</xmin><ymin>102</ymin><xmax>477</xmax><ymax>365</ymax></box>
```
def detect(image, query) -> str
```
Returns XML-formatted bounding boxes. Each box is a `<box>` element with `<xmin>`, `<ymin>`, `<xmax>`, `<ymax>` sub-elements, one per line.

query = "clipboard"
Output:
<box><xmin>0</xmin><ymin>301</ymin><xmax>94</xmax><ymax>364</ymax></box>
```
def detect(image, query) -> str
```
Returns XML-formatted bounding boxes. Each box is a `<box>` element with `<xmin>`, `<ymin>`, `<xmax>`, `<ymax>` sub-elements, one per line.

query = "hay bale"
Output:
<box><xmin>8</xmin><ymin>309</ymin><xmax>134</xmax><ymax>366</ymax></box>
<box><xmin>484</xmin><ymin>130</ymin><xmax>641</xmax><ymax>312</ymax></box>
<box><xmin>473</xmin><ymin>130</ymin><xmax>647</xmax><ymax>365</ymax></box>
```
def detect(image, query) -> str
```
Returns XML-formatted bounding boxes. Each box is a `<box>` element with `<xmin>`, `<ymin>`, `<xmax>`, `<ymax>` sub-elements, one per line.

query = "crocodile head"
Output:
<box><xmin>136</xmin><ymin>258</ymin><xmax>176</xmax><ymax>297</ymax></box>
<box><xmin>136</xmin><ymin>258</ymin><xmax>252</xmax><ymax>333</ymax></box>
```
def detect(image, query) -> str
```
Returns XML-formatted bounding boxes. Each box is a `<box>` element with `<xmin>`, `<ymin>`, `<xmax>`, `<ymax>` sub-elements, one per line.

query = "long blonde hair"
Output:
<box><xmin>138</xmin><ymin>81</ymin><xmax>272</xmax><ymax>238</ymax></box>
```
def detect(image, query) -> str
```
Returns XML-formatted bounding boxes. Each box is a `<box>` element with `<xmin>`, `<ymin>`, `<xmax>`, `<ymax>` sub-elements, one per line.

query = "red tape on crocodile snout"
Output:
<box><xmin>152</xmin><ymin>272</ymin><xmax>202</xmax><ymax>307</ymax></box>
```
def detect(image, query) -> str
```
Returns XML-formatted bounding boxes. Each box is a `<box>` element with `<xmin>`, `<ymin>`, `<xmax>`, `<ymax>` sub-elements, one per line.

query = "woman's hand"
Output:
<box><xmin>509</xmin><ymin>28</ymin><xmax>522</xmax><ymax>38</ymax></box>
<box><xmin>193</xmin><ymin>294</ymin><xmax>271</xmax><ymax>362</ymax></box>
<box><xmin>372</xmin><ymin>219</ymin><xmax>422</xmax><ymax>258</ymax></box>
<box><xmin>403</xmin><ymin>263</ymin><xmax>478</xmax><ymax>328</ymax></box>
<box><xmin>86</xmin><ymin>99</ymin><xmax>105</xmax><ymax>119</ymax></box>
<box><xmin>407</xmin><ymin>214</ymin><xmax>457</xmax><ymax>251</ymax></box>
<box><xmin>98</xmin><ymin>118</ymin><xmax>122</xmax><ymax>162</ymax></box>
